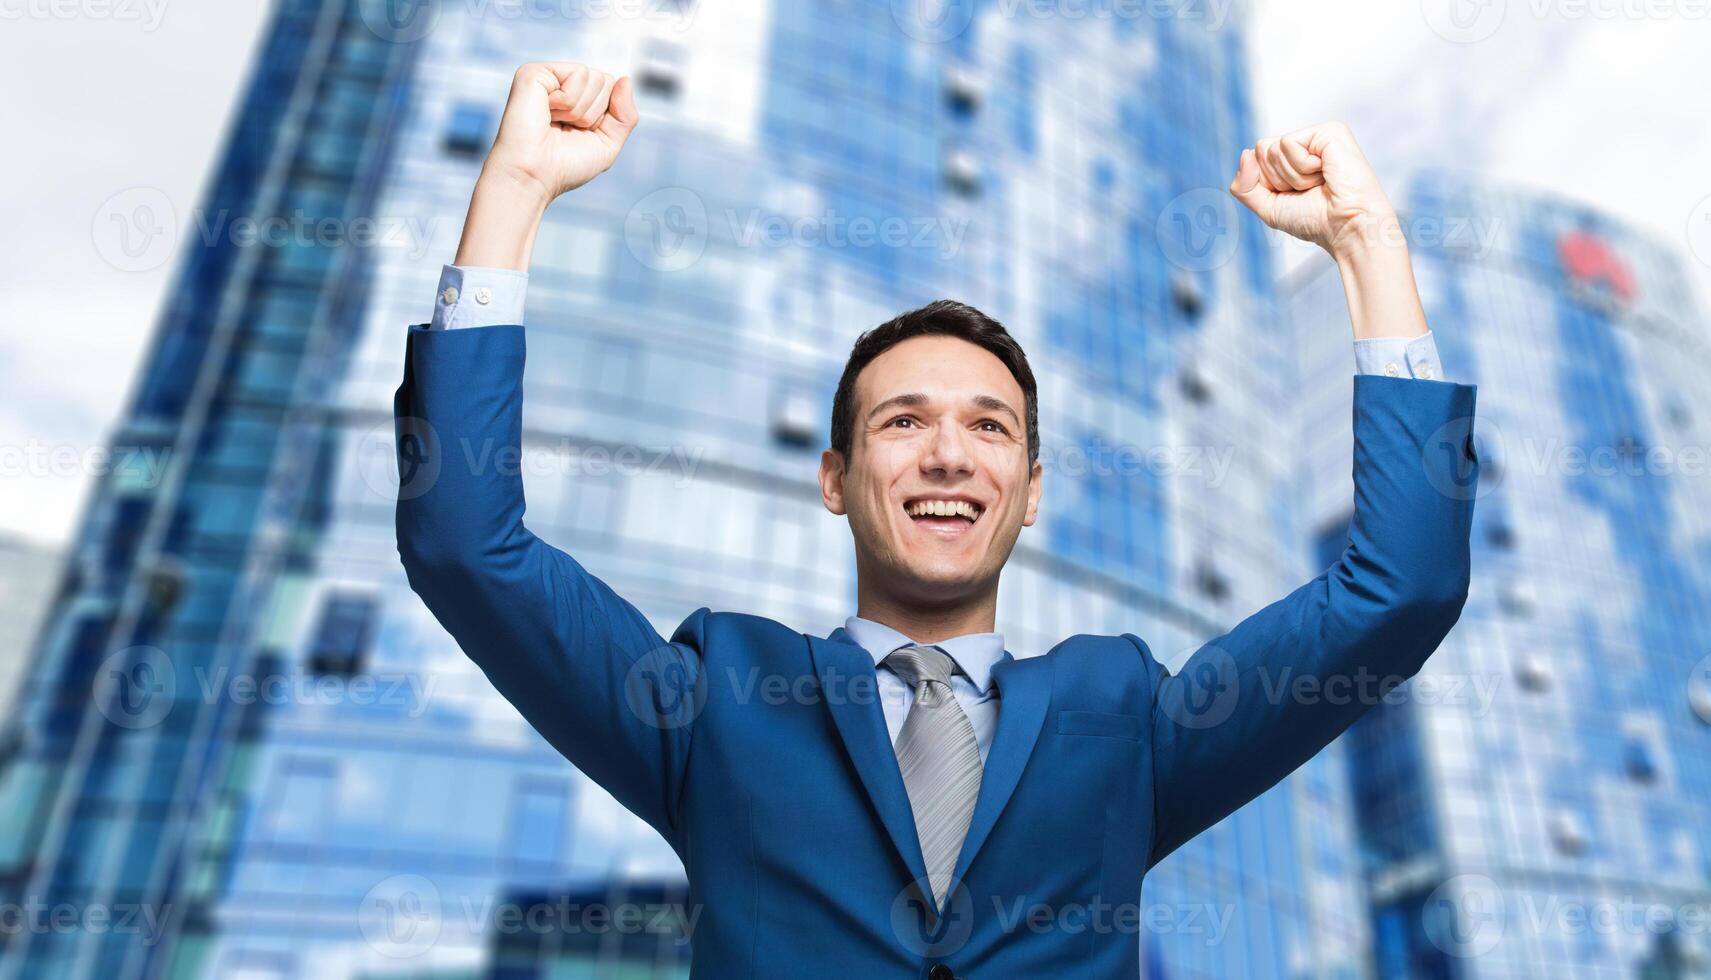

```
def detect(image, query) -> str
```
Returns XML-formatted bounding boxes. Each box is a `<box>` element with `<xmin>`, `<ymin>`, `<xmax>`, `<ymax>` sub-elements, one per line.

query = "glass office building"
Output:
<box><xmin>1290</xmin><ymin>172</ymin><xmax>1711</xmax><ymax>978</ymax></box>
<box><xmin>0</xmin><ymin>535</ymin><xmax>62</xmax><ymax>728</ymax></box>
<box><xmin>1</xmin><ymin>0</ymin><xmax>1372</xmax><ymax>976</ymax></box>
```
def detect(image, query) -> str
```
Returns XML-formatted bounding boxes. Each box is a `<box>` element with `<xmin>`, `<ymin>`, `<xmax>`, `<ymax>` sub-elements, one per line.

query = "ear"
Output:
<box><xmin>1021</xmin><ymin>457</ymin><xmax>1043</xmax><ymax>527</ymax></box>
<box><xmin>819</xmin><ymin>447</ymin><xmax>848</xmax><ymax>516</ymax></box>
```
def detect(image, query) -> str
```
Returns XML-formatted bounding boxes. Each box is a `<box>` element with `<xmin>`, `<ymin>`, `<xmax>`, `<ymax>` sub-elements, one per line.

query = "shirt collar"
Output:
<box><xmin>843</xmin><ymin>615</ymin><xmax>1007</xmax><ymax>695</ymax></box>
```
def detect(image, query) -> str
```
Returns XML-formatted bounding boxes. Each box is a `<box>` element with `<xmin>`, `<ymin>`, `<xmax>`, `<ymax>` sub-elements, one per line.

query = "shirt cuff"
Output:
<box><xmin>1353</xmin><ymin>331</ymin><xmax>1444</xmax><ymax>381</ymax></box>
<box><xmin>428</xmin><ymin>264</ymin><xmax>528</xmax><ymax>330</ymax></box>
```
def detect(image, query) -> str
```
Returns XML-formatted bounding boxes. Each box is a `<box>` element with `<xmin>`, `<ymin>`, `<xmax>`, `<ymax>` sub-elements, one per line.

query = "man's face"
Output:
<box><xmin>819</xmin><ymin>335</ymin><xmax>1042</xmax><ymax>600</ymax></box>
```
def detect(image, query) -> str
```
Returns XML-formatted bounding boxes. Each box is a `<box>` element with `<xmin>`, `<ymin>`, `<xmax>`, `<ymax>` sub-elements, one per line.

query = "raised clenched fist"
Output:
<box><xmin>1228</xmin><ymin>121</ymin><xmax>1398</xmax><ymax>259</ymax></box>
<box><xmin>484</xmin><ymin>62</ymin><xmax>639</xmax><ymax>204</ymax></box>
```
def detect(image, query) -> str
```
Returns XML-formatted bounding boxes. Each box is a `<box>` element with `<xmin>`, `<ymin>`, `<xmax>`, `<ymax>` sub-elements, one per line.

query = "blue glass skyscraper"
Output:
<box><xmin>1290</xmin><ymin>171</ymin><xmax>1711</xmax><ymax>978</ymax></box>
<box><xmin>2</xmin><ymin>1</ymin><xmax>1372</xmax><ymax>976</ymax></box>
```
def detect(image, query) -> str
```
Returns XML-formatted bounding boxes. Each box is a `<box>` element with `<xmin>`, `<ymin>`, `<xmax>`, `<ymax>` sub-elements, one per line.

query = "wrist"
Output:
<box><xmin>452</xmin><ymin>169</ymin><xmax>554</xmax><ymax>270</ymax></box>
<box><xmin>1331</xmin><ymin>216</ymin><xmax>1429</xmax><ymax>342</ymax></box>
<box><xmin>476</xmin><ymin>163</ymin><xmax>555</xmax><ymax>213</ymax></box>
<box><xmin>1327</xmin><ymin>209</ymin><xmax>1408</xmax><ymax>264</ymax></box>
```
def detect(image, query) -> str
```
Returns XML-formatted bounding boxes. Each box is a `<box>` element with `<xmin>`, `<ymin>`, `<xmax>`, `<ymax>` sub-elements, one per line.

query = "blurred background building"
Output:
<box><xmin>0</xmin><ymin>534</ymin><xmax>62</xmax><ymax>730</ymax></box>
<box><xmin>0</xmin><ymin>0</ymin><xmax>1381</xmax><ymax>977</ymax></box>
<box><xmin>6</xmin><ymin>1</ymin><xmax>1710</xmax><ymax>979</ymax></box>
<box><xmin>1290</xmin><ymin>172</ymin><xmax>1711</xmax><ymax>978</ymax></box>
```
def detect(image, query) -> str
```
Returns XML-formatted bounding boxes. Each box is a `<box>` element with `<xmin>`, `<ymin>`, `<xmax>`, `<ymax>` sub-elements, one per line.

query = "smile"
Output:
<box><xmin>902</xmin><ymin>496</ymin><xmax>985</xmax><ymax>537</ymax></box>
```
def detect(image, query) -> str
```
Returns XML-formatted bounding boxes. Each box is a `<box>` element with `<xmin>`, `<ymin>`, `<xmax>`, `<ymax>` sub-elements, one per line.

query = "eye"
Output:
<box><xmin>978</xmin><ymin>420</ymin><xmax>1009</xmax><ymax>434</ymax></box>
<box><xmin>886</xmin><ymin>416</ymin><xmax>919</xmax><ymax>429</ymax></box>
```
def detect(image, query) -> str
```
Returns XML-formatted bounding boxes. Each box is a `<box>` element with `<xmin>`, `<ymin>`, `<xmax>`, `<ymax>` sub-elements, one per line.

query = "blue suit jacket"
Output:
<box><xmin>394</xmin><ymin>323</ymin><xmax>1477</xmax><ymax>978</ymax></box>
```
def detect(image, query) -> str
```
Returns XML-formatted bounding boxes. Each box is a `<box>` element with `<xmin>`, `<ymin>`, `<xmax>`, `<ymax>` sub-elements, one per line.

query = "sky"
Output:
<box><xmin>1</xmin><ymin>0</ymin><xmax>1708</xmax><ymax>549</ymax></box>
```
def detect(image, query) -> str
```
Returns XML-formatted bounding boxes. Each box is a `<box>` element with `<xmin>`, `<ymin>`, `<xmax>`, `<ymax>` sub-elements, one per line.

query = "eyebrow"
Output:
<box><xmin>866</xmin><ymin>391</ymin><xmax>1022</xmax><ymax>429</ymax></box>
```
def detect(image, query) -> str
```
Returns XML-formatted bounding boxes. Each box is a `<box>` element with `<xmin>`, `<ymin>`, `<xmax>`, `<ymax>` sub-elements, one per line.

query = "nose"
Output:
<box><xmin>920</xmin><ymin>419</ymin><xmax>975</xmax><ymax>477</ymax></box>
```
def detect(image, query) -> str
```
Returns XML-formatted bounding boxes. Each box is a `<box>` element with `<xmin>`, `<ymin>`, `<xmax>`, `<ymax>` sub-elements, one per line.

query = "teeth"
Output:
<box><xmin>907</xmin><ymin>499</ymin><xmax>982</xmax><ymax>520</ymax></box>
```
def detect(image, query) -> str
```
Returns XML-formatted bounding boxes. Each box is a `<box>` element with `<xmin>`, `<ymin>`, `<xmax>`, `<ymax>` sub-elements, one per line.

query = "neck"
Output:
<box><xmin>855</xmin><ymin>576</ymin><xmax>999</xmax><ymax>644</ymax></box>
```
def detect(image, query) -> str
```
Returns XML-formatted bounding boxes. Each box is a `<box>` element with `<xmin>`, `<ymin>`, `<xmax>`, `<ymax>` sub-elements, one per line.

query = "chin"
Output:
<box><xmin>899</xmin><ymin>557</ymin><xmax>987</xmax><ymax>592</ymax></box>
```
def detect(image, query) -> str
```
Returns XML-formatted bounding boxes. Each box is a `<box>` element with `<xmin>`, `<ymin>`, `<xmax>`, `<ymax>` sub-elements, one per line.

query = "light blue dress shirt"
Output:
<box><xmin>843</xmin><ymin>615</ymin><xmax>1006</xmax><ymax>767</ymax></box>
<box><xmin>426</xmin><ymin>263</ymin><xmax>1450</xmax><ymax>766</ymax></box>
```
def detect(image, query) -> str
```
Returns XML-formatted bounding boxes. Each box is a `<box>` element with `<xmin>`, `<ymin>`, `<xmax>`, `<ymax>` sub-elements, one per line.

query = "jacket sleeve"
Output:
<box><xmin>1141</xmin><ymin>374</ymin><xmax>1478</xmax><ymax>869</ymax></box>
<box><xmin>392</xmin><ymin>322</ymin><xmax>706</xmax><ymax>844</ymax></box>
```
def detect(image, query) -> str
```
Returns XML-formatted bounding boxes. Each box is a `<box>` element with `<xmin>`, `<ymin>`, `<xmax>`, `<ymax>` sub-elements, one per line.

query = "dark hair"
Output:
<box><xmin>830</xmin><ymin>299</ymin><xmax>1039</xmax><ymax>469</ymax></box>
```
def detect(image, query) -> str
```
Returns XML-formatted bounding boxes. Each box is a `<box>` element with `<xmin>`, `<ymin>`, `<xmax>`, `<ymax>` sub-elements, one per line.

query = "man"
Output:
<box><xmin>395</xmin><ymin>63</ymin><xmax>1476</xmax><ymax>977</ymax></box>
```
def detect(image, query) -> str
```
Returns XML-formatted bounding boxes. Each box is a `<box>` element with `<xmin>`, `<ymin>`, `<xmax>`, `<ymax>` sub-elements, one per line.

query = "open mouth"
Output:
<box><xmin>903</xmin><ymin>497</ymin><xmax>985</xmax><ymax>537</ymax></box>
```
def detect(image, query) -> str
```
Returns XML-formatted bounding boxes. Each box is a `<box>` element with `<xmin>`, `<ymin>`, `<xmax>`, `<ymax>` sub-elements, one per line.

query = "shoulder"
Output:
<box><xmin>667</xmin><ymin>607</ymin><xmax>827</xmax><ymax>660</ymax></box>
<box><xmin>1028</xmin><ymin>632</ymin><xmax>1165</xmax><ymax>696</ymax></box>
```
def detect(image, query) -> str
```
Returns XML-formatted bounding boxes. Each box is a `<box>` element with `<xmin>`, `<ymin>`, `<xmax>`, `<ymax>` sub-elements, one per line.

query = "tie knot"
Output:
<box><xmin>885</xmin><ymin>644</ymin><xmax>956</xmax><ymax>692</ymax></box>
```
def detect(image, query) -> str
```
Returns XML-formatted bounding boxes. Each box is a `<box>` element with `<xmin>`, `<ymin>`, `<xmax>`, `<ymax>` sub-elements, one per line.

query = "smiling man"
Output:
<box><xmin>394</xmin><ymin>63</ymin><xmax>1478</xmax><ymax>977</ymax></box>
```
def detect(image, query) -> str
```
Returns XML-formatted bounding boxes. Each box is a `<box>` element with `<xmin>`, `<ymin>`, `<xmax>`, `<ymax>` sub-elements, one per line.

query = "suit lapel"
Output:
<box><xmin>809</xmin><ymin>629</ymin><xmax>930</xmax><ymax>888</ymax></box>
<box><xmin>809</xmin><ymin>628</ymin><xmax>1054</xmax><ymax>897</ymax></box>
<box><xmin>949</xmin><ymin>651</ymin><xmax>1050</xmax><ymax>887</ymax></box>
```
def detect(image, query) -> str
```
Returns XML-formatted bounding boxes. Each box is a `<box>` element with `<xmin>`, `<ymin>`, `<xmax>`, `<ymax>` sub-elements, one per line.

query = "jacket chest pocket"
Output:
<box><xmin>1048</xmin><ymin>710</ymin><xmax>1149</xmax><ymax>895</ymax></box>
<box><xmin>1057</xmin><ymin>709</ymin><xmax>1143</xmax><ymax>740</ymax></box>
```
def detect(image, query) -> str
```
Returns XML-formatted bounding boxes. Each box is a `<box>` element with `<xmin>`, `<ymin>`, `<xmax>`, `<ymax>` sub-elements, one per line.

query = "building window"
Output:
<box><xmin>506</xmin><ymin>779</ymin><xmax>570</xmax><ymax>867</ymax></box>
<box><xmin>444</xmin><ymin>102</ymin><xmax>492</xmax><ymax>158</ymax></box>
<box><xmin>944</xmin><ymin>64</ymin><xmax>982</xmax><ymax>118</ymax></box>
<box><xmin>1499</xmin><ymin>579</ymin><xmax>1535</xmax><ymax>618</ymax></box>
<box><xmin>1548</xmin><ymin>809</ymin><xmax>1588</xmax><ymax>857</ymax></box>
<box><xmin>1623</xmin><ymin>737</ymin><xmax>1658</xmax><ymax>784</ymax></box>
<box><xmin>307</xmin><ymin>590</ymin><xmax>378</xmax><ymax>677</ymax></box>
<box><xmin>770</xmin><ymin>386</ymin><xmax>819</xmax><ymax>450</ymax></box>
<box><xmin>638</xmin><ymin>39</ymin><xmax>686</xmax><ymax>99</ymax></box>
<box><xmin>1171</xmin><ymin>271</ymin><xmax>1205</xmax><ymax>320</ymax></box>
<box><xmin>1178</xmin><ymin>362</ymin><xmax>1212</xmax><ymax>404</ymax></box>
<box><xmin>1665</xmin><ymin>395</ymin><xmax>1691</xmax><ymax>430</ymax></box>
<box><xmin>1485</xmin><ymin>519</ymin><xmax>1515</xmax><ymax>550</ymax></box>
<box><xmin>1193</xmin><ymin>558</ymin><xmax>1229</xmax><ymax>601</ymax></box>
<box><xmin>942</xmin><ymin>147</ymin><xmax>981</xmax><ymax>198</ymax></box>
<box><xmin>1514</xmin><ymin>654</ymin><xmax>1552</xmax><ymax>693</ymax></box>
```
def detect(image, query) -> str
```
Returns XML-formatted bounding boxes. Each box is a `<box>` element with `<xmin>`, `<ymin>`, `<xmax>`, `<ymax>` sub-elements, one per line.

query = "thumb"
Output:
<box><xmin>1228</xmin><ymin>148</ymin><xmax>1275</xmax><ymax>220</ymax></box>
<box><xmin>599</xmin><ymin>75</ymin><xmax>640</xmax><ymax>146</ymax></box>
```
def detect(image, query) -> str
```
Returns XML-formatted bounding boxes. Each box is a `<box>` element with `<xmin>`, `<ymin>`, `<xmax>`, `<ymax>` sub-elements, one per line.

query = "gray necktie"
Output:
<box><xmin>884</xmin><ymin>644</ymin><xmax>983</xmax><ymax>912</ymax></box>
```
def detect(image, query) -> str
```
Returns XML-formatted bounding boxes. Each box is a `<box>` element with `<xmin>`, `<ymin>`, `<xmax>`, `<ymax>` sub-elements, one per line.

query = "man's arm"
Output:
<box><xmin>393</xmin><ymin>64</ymin><xmax>707</xmax><ymax>841</ymax></box>
<box><xmin>1141</xmin><ymin>123</ymin><xmax>1478</xmax><ymax>867</ymax></box>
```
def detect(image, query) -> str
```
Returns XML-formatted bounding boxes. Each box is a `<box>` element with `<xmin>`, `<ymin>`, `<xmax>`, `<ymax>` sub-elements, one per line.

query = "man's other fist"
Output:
<box><xmin>1228</xmin><ymin>122</ymin><xmax>1397</xmax><ymax>259</ymax></box>
<box><xmin>485</xmin><ymin>62</ymin><xmax>639</xmax><ymax>204</ymax></box>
